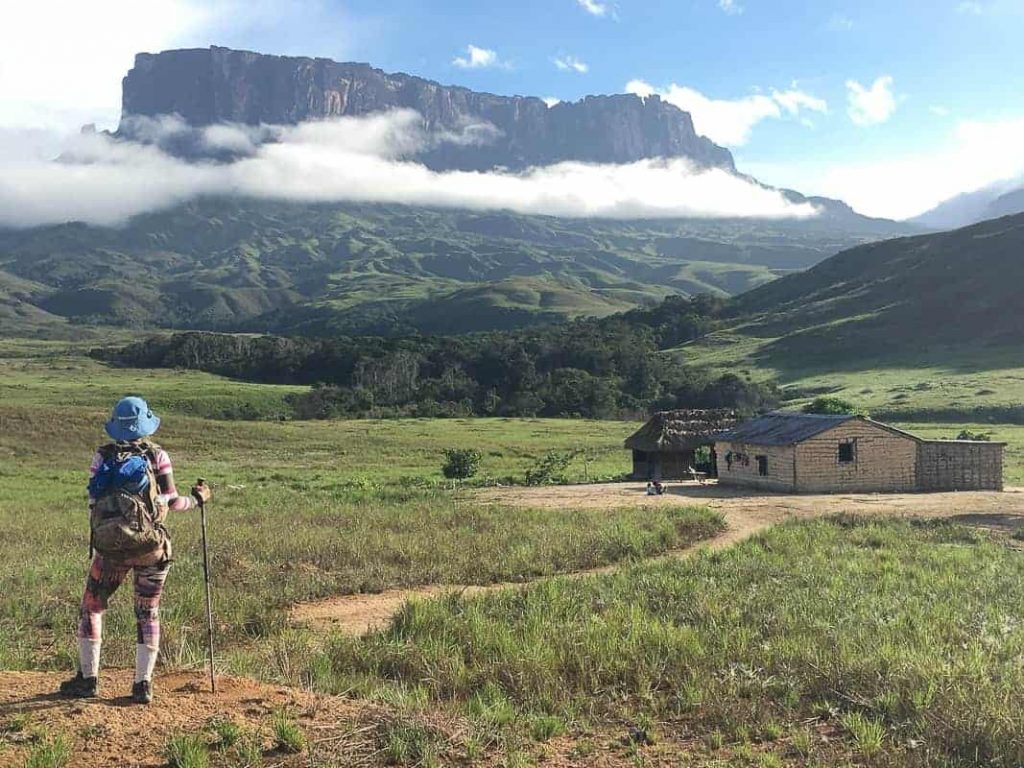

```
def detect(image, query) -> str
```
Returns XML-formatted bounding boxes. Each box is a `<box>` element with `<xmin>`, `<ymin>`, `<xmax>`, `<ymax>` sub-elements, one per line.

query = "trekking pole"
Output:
<box><xmin>194</xmin><ymin>478</ymin><xmax>216</xmax><ymax>693</ymax></box>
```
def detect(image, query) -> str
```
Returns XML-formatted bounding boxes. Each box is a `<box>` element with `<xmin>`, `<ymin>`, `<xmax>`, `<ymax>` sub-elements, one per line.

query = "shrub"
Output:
<box><xmin>802</xmin><ymin>396</ymin><xmax>859</xmax><ymax>415</ymax></box>
<box><xmin>525</xmin><ymin>450</ymin><xmax>575</xmax><ymax>486</ymax></box>
<box><xmin>955</xmin><ymin>429</ymin><xmax>991</xmax><ymax>441</ymax></box>
<box><xmin>441</xmin><ymin>448</ymin><xmax>482</xmax><ymax>481</ymax></box>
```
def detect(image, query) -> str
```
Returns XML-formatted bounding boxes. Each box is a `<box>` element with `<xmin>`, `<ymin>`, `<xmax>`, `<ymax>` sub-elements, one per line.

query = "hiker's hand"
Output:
<box><xmin>191</xmin><ymin>483</ymin><xmax>212</xmax><ymax>504</ymax></box>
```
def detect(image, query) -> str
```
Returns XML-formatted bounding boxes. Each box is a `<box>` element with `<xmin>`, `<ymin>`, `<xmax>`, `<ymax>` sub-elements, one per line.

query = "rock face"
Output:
<box><xmin>119</xmin><ymin>46</ymin><xmax>735</xmax><ymax>171</ymax></box>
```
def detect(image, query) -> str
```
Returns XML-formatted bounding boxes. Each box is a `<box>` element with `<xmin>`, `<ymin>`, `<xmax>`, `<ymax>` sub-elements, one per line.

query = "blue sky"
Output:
<box><xmin>3</xmin><ymin>0</ymin><xmax>1024</xmax><ymax>219</ymax></box>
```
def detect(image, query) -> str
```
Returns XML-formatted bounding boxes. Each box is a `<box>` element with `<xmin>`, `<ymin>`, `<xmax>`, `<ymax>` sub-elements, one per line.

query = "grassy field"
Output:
<box><xmin>684</xmin><ymin>331</ymin><xmax>1024</xmax><ymax>421</ymax></box>
<box><xmin>2</xmin><ymin>347</ymin><xmax>737</xmax><ymax>679</ymax></box>
<box><xmin>5</xmin><ymin>343</ymin><xmax>1024</xmax><ymax>766</ymax></box>
<box><xmin>305</xmin><ymin>516</ymin><xmax>1024</xmax><ymax>766</ymax></box>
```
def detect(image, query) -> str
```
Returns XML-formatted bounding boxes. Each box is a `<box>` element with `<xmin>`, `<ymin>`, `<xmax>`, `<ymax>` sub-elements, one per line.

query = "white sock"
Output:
<box><xmin>79</xmin><ymin>638</ymin><xmax>101</xmax><ymax>679</ymax></box>
<box><xmin>135</xmin><ymin>643</ymin><xmax>159</xmax><ymax>683</ymax></box>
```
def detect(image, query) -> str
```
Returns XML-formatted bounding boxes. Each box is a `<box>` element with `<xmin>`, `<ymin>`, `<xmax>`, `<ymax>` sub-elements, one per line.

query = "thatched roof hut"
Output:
<box><xmin>625</xmin><ymin>409</ymin><xmax>738</xmax><ymax>480</ymax></box>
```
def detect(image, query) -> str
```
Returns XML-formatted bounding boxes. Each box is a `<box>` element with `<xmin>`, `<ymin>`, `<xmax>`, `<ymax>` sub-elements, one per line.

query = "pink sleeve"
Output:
<box><xmin>87</xmin><ymin>451</ymin><xmax>103</xmax><ymax>503</ymax></box>
<box><xmin>153</xmin><ymin>448</ymin><xmax>194</xmax><ymax>512</ymax></box>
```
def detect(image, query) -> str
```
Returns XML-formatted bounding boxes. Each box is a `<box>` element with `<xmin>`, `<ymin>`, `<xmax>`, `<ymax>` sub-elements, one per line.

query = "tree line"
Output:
<box><xmin>99</xmin><ymin>294</ymin><xmax>778</xmax><ymax>420</ymax></box>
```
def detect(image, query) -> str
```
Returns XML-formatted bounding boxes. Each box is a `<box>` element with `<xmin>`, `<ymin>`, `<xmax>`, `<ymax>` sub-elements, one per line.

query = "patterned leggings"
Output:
<box><xmin>78</xmin><ymin>556</ymin><xmax>171</xmax><ymax>647</ymax></box>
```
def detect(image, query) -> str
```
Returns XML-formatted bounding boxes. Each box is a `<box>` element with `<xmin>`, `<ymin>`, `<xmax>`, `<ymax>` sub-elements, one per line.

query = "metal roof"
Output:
<box><xmin>718</xmin><ymin>412</ymin><xmax>859</xmax><ymax>446</ymax></box>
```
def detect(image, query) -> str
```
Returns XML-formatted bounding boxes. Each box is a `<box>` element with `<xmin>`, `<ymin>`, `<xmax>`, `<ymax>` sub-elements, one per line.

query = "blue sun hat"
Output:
<box><xmin>105</xmin><ymin>396</ymin><xmax>161</xmax><ymax>442</ymax></box>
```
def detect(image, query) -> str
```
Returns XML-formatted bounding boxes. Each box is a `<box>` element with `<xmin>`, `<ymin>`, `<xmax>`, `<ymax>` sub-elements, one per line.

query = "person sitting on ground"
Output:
<box><xmin>653</xmin><ymin>480</ymin><xmax>665</xmax><ymax>495</ymax></box>
<box><xmin>646</xmin><ymin>481</ymin><xmax>657</xmax><ymax>496</ymax></box>
<box><xmin>58</xmin><ymin>396</ymin><xmax>211</xmax><ymax>705</ymax></box>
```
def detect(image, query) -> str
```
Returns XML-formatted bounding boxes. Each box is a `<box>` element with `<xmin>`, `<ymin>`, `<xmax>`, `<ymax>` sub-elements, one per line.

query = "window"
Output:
<box><xmin>838</xmin><ymin>441</ymin><xmax>856</xmax><ymax>464</ymax></box>
<box><xmin>756</xmin><ymin>455</ymin><xmax>768</xmax><ymax>476</ymax></box>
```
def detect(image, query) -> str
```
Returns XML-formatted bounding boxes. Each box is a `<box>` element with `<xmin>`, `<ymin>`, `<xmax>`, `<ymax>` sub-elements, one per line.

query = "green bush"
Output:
<box><xmin>956</xmin><ymin>429</ymin><xmax>991</xmax><ymax>441</ymax></box>
<box><xmin>525</xmin><ymin>450</ymin><xmax>575</xmax><ymax>485</ymax></box>
<box><xmin>441</xmin><ymin>448</ymin><xmax>482</xmax><ymax>480</ymax></box>
<box><xmin>802</xmin><ymin>396</ymin><xmax>858</xmax><ymax>415</ymax></box>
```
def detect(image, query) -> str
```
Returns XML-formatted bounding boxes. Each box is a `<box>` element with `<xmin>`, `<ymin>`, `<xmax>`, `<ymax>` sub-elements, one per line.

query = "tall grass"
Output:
<box><xmin>314</xmin><ymin>517</ymin><xmax>1024</xmax><ymax>765</ymax></box>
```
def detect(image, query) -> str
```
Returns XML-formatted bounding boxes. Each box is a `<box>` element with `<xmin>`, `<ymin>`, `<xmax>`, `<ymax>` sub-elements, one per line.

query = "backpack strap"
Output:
<box><xmin>140</xmin><ymin>442</ymin><xmax>163</xmax><ymax>516</ymax></box>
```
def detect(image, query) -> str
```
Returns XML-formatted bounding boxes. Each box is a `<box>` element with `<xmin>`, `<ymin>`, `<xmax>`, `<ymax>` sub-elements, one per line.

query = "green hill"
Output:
<box><xmin>726</xmin><ymin>212</ymin><xmax>1024</xmax><ymax>362</ymax></box>
<box><xmin>672</xmin><ymin>212</ymin><xmax>1024</xmax><ymax>424</ymax></box>
<box><xmin>0</xmin><ymin>197</ymin><xmax>908</xmax><ymax>337</ymax></box>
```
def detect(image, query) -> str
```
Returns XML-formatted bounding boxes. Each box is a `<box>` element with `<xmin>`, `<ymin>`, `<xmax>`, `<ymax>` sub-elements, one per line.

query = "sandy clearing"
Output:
<box><xmin>289</xmin><ymin>482</ymin><xmax>1024</xmax><ymax>635</ymax></box>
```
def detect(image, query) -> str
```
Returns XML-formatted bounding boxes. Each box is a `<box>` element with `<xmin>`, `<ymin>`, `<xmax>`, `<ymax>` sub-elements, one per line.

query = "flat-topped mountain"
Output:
<box><xmin>119</xmin><ymin>46</ymin><xmax>735</xmax><ymax>172</ymax></box>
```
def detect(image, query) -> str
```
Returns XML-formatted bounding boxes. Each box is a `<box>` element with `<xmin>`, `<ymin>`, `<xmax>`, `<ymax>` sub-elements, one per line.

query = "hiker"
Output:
<box><xmin>58</xmin><ymin>396</ymin><xmax>211</xmax><ymax>705</ymax></box>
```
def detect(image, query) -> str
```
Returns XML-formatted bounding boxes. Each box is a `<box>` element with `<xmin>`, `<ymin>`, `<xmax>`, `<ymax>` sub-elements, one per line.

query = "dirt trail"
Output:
<box><xmin>290</xmin><ymin>482</ymin><xmax>1024</xmax><ymax>635</ymax></box>
<box><xmin>0</xmin><ymin>669</ymin><xmax>384</xmax><ymax>768</ymax></box>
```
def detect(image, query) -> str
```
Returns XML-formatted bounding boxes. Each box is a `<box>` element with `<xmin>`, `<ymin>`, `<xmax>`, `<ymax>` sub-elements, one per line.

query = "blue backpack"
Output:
<box><xmin>88</xmin><ymin>443</ymin><xmax>166</xmax><ymax>559</ymax></box>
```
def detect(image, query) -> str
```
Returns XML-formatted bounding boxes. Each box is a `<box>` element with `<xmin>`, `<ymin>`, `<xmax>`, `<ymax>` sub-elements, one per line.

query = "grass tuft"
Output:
<box><xmin>381</xmin><ymin>717</ymin><xmax>442</xmax><ymax>767</ymax></box>
<box><xmin>271</xmin><ymin>711</ymin><xmax>305</xmax><ymax>754</ymax></box>
<box><xmin>840</xmin><ymin>712</ymin><xmax>886</xmax><ymax>756</ymax></box>
<box><xmin>23</xmin><ymin>733</ymin><xmax>72</xmax><ymax>768</ymax></box>
<box><xmin>163</xmin><ymin>732</ymin><xmax>209</xmax><ymax>768</ymax></box>
<box><xmin>206</xmin><ymin>717</ymin><xmax>241</xmax><ymax>751</ymax></box>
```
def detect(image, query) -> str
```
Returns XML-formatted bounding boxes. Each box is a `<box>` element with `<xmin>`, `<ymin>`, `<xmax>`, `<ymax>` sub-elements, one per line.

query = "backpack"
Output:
<box><xmin>88</xmin><ymin>442</ymin><xmax>168</xmax><ymax>560</ymax></box>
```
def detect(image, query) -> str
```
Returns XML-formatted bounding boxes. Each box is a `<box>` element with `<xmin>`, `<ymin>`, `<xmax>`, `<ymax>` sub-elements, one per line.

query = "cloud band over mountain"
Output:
<box><xmin>0</xmin><ymin>110</ymin><xmax>818</xmax><ymax>228</ymax></box>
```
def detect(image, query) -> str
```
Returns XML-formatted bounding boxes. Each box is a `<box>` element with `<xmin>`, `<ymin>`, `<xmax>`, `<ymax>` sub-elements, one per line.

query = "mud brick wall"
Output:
<box><xmin>794</xmin><ymin>421</ymin><xmax>918</xmax><ymax>493</ymax></box>
<box><xmin>917</xmin><ymin>441</ymin><xmax>1004</xmax><ymax>491</ymax></box>
<box><xmin>716</xmin><ymin>442</ymin><xmax>796</xmax><ymax>491</ymax></box>
<box><xmin>631</xmin><ymin>450</ymin><xmax>698</xmax><ymax>480</ymax></box>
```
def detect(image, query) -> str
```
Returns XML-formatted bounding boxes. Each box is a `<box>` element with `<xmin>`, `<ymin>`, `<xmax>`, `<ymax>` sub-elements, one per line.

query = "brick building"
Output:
<box><xmin>716</xmin><ymin>412</ymin><xmax>1004</xmax><ymax>493</ymax></box>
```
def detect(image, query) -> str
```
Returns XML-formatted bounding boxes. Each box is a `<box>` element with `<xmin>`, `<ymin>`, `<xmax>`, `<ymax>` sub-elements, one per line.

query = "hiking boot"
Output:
<box><xmin>58</xmin><ymin>672</ymin><xmax>97</xmax><ymax>698</ymax></box>
<box><xmin>131</xmin><ymin>680</ymin><xmax>153</xmax><ymax>705</ymax></box>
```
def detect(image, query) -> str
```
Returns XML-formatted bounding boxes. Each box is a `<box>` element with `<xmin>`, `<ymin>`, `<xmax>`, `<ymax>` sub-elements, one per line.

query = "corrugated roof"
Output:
<box><xmin>718</xmin><ymin>412</ymin><xmax>858</xmax><ymax>446</ymax></box>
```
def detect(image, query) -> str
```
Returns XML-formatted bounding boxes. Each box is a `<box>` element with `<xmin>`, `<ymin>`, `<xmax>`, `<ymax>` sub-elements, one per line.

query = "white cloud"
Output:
<box><xmin>553</xmin><ymin>55</ymin><xmax>589</xmax><ymax>74</ymax></box>
<box><xmin>0</xmin><ymin>110</ymin><xmax>819</xmax><ymax>228</ymax></box>
<box><xmin>0</xmin><ymin>0</ymin><xmax>215</xmax><ymax>132</ymax></box>
<box><xmin>930</xmin><ymin>105</ymin><xmax>951</xmax><ymax>117</ymax></box>
<box><xmin>625</xmin><ymin>80</ymin><xmax>827</xmax><ymax>146</ymax></box>
<box><xmin>543</xmin><ymin>97</ymin><xmax>562</xmax><ymax>107</ymax></box>
<box><xmin>846</xmin><ymin>76</ymin><xmax>897</xmax><ymax>126</ymax></box>
<box><xmin>453</xmin><ymin>45</ymin><xmax>504</xmax><ymax>69</ymax></box>
<box><xmin>0</xmin><ymin>0</ymin><xmax>362</xmax><ymax>134</ymax></box>
<box><xmin>576</xmin><ymin>0</ymin><xmax>609</xmax><ymax>16</ymax></box>
<box><xmin>743</xmin><ymin>115</ymin><xmax>1024</xmax><ymax>219</ymax></box>
<box><xmin>957</xmin><ymin>1</ymin><xmax>984</xmax><ymax>13</ymax></box>
<box><xmin>772</xmin><ymin>88</ymin><xmax>828</xmax><ymax>116</ymax></box>
<box><xmin>718</xmin><ymin>0</ymin><xmax>743</xmax><ymax>14</ymax></box>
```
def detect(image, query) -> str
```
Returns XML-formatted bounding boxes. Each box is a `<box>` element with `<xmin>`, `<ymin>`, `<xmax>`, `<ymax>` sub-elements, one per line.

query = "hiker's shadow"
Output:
<box><xmin>3</xmin><ymin>693</ymin><xmax>139</xmax><ymax>714</ymax></box>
